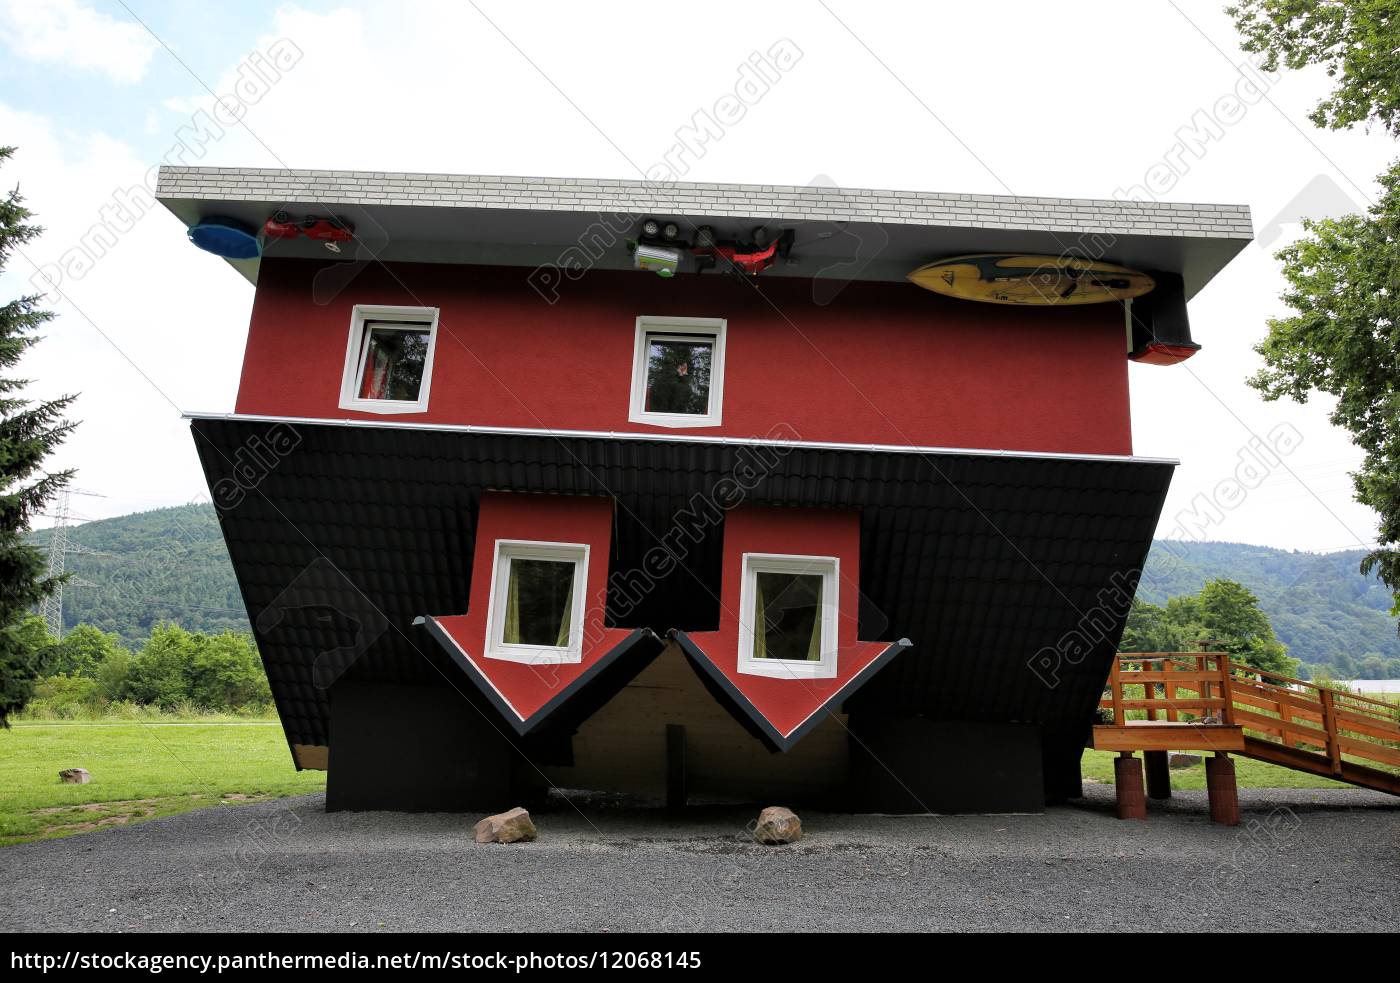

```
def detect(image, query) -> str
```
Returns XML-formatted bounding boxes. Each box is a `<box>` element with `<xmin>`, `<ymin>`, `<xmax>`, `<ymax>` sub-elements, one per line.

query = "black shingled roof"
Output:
<box><xmin>190</xmin><ymin>417</ymin><xmax>1172</xmax><ymax>767</ymax></box>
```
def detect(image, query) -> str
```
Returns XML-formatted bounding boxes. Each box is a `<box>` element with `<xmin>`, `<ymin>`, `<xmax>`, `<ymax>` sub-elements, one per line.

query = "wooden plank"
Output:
<box><xmin>1231</xmin><ymin>706</ymin><xmax>1329</xmax><ymax>749</ymax></box>
<box><xmin>1091</xmin><ymin>725</ymin><xmax>1245</xmax><ymax>753</ymax></box>
<box><xmin>1232</xmin><ymin>685</ymin><xmax>1324</xmax><ymax>723</ymax></box>
<box><xmin>1114</xmin><ymin>670</ymin><xmax>1223</xmax><ymax>684</ymax></box>
<box><xmin>1319</xmin><ymin>688</ymin><xmax>1344</xmax><ymax>775</ymax></box>
<box><xmin>1218</xmin><ymin>653</ymin><xmax>1235</xmax><ymax>726</ymax></box>
<box><xmin>1115</xmin><ymin>698</ymin><xmax>1228</xmax><ymax>711</ymax></box>
<box><xmin>1332</xmin><ymin>705</ymin><xmax>1400</xmax><ymax>741</ymax></box>
<box><xmin>1110</xmin><ymin>658</ymin><xmax>1124</xmax><ymax>726</ymax></box>
<box><xmin>1337</xmin><ymin>735</ymin><xmax>1400</xmax><ymax>769</ymax></box>
<box><xmin>1330</xmin><ymin>689</ymin><xmax>1400</xmax><ymax>713</ymax></box>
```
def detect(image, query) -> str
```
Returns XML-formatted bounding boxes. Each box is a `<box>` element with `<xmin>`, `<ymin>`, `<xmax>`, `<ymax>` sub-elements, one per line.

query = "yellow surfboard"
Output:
<box><xmin>908</xmin><ymin>254</ymin><xmax>1155</xmax><ymax>306</ymax></box>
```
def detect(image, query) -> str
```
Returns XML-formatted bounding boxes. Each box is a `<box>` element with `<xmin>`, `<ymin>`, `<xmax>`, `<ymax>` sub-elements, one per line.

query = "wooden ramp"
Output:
<box><xmin>1092</xmin><ymin>653</ymin><xmax>1400</xmax><ymax>821</ymax></box>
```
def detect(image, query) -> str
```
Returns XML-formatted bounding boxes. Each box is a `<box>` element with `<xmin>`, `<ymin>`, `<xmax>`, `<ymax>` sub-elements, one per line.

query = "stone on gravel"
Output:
<box><xmin>754</xmin><ymin>806</ymin><xmax>802</xmax><ymax>845</ymax></box>
<box><xmin>1169</xmin><ymin>753</ymin><xmax>1202</xmax><ymax>770</ymax></box>
<box><xmin>58</xmin><ymin>768</ymin><xmax>90</xmax><ymax>785</ymax></box>
<box><xmin>473</xmin><ymin>807</ymin><xmax>536</xmax><ymax>844</ymax></box>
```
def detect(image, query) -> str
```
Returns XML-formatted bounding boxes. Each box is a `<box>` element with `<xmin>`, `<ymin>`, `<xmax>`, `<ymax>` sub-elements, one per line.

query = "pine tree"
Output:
<box><xmin>0</xmin><ymin>146</ymin><xmax>77</xmax><ymax>725</ymax></box>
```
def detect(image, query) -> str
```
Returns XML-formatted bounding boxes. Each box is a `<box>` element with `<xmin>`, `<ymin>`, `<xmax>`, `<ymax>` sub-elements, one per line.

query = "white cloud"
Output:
<box><xmin>0</xmin><ymin>0</ymin><xmax>158</xmax><ymax>84</ymax></box>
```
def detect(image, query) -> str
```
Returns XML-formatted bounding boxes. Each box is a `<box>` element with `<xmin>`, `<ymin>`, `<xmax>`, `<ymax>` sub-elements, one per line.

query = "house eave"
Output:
<box><xmin>155</xmin><ymin>166</ymin><xmax>1252</xmax><ymax>298</ymax></box>
<box><xmin>182</xmin><ymin>411</ymin><xmax>1180</xmax><ymax>467</ymax></box>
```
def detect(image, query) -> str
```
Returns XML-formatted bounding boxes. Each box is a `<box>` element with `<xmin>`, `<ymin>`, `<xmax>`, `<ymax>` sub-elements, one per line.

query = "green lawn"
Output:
<box><xmin>0</xmin><ymin>720</ymin><xmax>1369</xmax><ymax>848</ymax></box>
<box><xmin>0</xmin><ymin>720</ymin><xmax>325</xmax><ymax>846</ymax></box>
<box><xmin>1081</xmin><ymin>748</ymin><xmax>1353</xmax><ymax>790</ymax></box>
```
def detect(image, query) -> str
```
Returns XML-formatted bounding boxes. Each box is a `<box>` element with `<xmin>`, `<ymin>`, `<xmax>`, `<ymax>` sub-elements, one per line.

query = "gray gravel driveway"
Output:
<box><xmin>2</xmin><ymin>786</ymin><xmax>1396</xmax><ymax>932</ymax></box>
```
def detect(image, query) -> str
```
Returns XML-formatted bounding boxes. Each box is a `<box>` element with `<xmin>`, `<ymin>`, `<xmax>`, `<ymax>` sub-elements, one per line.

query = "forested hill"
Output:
<box><xmin>28</xmin><ymin>504</ymin><xmax>247</xmax><ymax>646</ymax></box>
<box><xmin>28</xmin><ymin>504</ymin><xmax>1400</xmax><ymax>664</ymax></box>
<box><xmin>1139</xmin><ymin>541</ymin><xmax>1398</xmax><ymax>665</ymax></box>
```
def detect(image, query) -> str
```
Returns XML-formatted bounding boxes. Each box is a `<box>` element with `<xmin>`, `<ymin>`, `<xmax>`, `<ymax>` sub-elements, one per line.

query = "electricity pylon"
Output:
<box><xmin>38</xmin><ymin>487</ymin><xmax>105</xmax><ymax>639</ymax></box>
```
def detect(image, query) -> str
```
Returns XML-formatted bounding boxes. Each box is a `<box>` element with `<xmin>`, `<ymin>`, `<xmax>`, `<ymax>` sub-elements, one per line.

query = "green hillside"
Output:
<box><xmin>28</xmin><ymin>505</ymin><xmax>1400</xmax><ymax>665</ymax></box>
<box><xmin>29</xmin><ymin>504</ymin><xmax>247</xmax><ymax>646</ymax></box>
<box><xmin>1140</xmin><ymin>540</ymin><xmax>1399</xmax><ymax>666</ymax></box>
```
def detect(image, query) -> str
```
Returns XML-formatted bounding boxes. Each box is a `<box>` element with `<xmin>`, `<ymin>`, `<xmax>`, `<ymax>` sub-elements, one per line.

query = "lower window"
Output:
<box><xmin>738</xmin><ymin>553</ymin><xmax>838</xmax><ymax>679</ymax></box>
<box><xmin>485</xmin><ymin>541</ymin><xmax>588</xmax><ymax>664</ymax></box>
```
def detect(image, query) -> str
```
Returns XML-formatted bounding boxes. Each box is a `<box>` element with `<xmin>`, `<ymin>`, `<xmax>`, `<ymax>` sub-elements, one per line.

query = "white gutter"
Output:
<box><xmin>182</xmin><ymin>410</ymin><xmax>1180</xmax><ymax>467</ymax></box>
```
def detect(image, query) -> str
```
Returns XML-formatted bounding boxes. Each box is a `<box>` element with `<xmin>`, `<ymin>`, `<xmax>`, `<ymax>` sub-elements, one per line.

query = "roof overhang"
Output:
<box><xmin>156</xmin><ymin>167</ymin><xmax>1253</xmax><ymax>300</ymax></box>
<box><xmin>191</xmin><ymin>414</ymin><xmax>1175</xmax><ymax>755</ymax></box>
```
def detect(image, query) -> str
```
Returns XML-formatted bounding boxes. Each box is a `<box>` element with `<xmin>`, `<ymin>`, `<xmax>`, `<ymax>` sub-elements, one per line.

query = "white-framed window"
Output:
<box><xmin>483</xmin><ymin>539</ymin><xmax>589</xmax><ymax>665</ymax></box>
<box><xmin>628</xmin><ymin>315</ymin><xmax>726</xmax><ymax>428</ymax></box>
<box><xmin>737</xmin><ymin>553</ymin><xmax>839</xmax><ymax>680</ymax></box>
<box><xmin>338</xmin><ymin>304</ymin><xmax>440</xmax><ymax>414</ymax></box>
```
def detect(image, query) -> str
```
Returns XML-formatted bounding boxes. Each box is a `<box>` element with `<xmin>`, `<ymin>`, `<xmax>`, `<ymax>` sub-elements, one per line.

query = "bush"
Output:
<box><xmin>120</xmin><ymin>623</ymin><xmax>269</xmax><ymax>710</ymax></box>
<box><xmin>49</xmin><ymin>624</ymin><xmax>127</xmax><ymax>677</ymax></box>
<box><xmin>11</xmin><ymin>622</ymin><xmax>275</xmax><ymax>718</ymax></box>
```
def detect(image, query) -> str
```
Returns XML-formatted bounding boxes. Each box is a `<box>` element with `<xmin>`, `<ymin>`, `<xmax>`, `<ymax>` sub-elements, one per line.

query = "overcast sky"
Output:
<box><xmin>0</xmin><ymin>0</ymin><xmax>1392</xmax><ymax>555</ymax></box>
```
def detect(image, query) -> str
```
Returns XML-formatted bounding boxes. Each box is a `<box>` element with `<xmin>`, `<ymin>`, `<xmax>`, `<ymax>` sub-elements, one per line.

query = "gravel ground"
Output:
<box><xmin>2</xmin><ymin>786</ymin><xmax>1396</xmax><ymax>933</ymax></box>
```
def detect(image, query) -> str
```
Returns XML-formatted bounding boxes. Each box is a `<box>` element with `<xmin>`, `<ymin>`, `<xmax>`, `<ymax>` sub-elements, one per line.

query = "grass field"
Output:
<box><xmin>1081</xmin><ymin>748</ymin><xmax>1352</xmax><ymax>790</ymax></box>
<box><xmin>0</xmin><ymin>720</ymin><xmax>325</xmax><ymax>847</ymax></box>
<box><xmin>0</xmin><ymin>720</ymin><xmax>1367</xmax><ymax>847</ymax></box>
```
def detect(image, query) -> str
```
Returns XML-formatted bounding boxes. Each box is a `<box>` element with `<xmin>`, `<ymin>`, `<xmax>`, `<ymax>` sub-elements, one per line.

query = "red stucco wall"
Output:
<box><xmin>683</xmin><ymin>504</ymin><xmax>895</xmax><ymax>738</ymax></box>
<box><xmin>236</xmin><ymin>258</ymin><xmax>1133</xmax><ymax>455</ymax></box>
<box><xmin>430</xmin><ymin>490</ymin><xmax>630</xmax><ymax>723</ymax></box>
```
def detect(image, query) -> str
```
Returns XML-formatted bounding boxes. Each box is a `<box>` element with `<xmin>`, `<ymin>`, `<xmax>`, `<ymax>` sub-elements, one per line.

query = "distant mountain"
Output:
<box><xmin>28</xmin><ymin>504</ymin><xmax>1400</xmax><ymax>663</ymax></box>
<box><xmin>28</xmin><ymin>504</ymin><xmax>247</xmax><ymax>647</ymax></box>
<box><xmin>1139</xmin><ymin>541</ymin><xmax>1399</xmax><ymax>664</ymax></box>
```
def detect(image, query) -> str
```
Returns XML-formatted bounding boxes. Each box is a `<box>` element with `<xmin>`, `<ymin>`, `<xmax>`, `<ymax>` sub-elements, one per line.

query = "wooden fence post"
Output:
<box><xmin>1217</xmin><ymin>652</ymin><xmax>1234</xmax><ymax>726</ymax></box>
<box><xmin>1109</xmin><ymin>656</ymin><xmax>1124</xmax><ymax>726</ymax></box>
<box><xmin>1319</xmin><ymin>689</ymin><xmax>1343</xmax><ymax>776</ymax></box>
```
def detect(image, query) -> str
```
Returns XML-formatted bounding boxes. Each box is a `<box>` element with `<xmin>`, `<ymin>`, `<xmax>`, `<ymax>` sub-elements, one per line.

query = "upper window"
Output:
<box><xmin>339</xmin><ymin>305</ymin><xmax>440</xmax><ymax>414</ymax></box>
<box><xmin>484</xmin><ymin>540</ymin><xmax>588</xmax><ymax>665</ymax></box>
<box><xmin>737</xmin><ymin>553</ymin><xmax>838</xmax><ymax>679</ymax></box>
<box><xmin>628</xmin><ymin>316</ymin><xmax>726</xmax><ymax>428</ymax></box>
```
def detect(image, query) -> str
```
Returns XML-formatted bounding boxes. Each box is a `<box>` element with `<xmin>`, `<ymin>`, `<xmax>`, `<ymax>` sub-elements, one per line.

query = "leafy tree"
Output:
<box><xmin>1195</xmin><ymin>579</ymin><xmax>1297</xmax><ymax>676</ymax></box>
<box><xmin>50</xmin><ymin>623</ymin><xmax>126</xmax><ymax>676</ymax></box>
<box><xmin>1121</xmin><ymin>597</ymin><xmax>1193</xmax><ymax>652</ymax></box>
<box><xmin>92</xmin><ymin>644</ymin><xmax>132</xmax><ymax>703</ymax></box>
<box><xmin>123</xmin><ymin>622</ymin><xmax>270</xmax><ymax>709</ymax></box>
<box><xmin>1228</xmin><ymin>1</ymin><xmax>1400</xmax><ymax>136</ymax></box>
<box><xmin>0</xmin><ymin>146</ymin><xmax>76</xmax><ymax>725</ymax></box>
<box><xmin>1357</xmin><ymin>652</ymin><xmax>1387</xmax><ymax>677</ymax></box>
<box><xmin>32</xmin><ymin>672</ymin><xmax>99</xmax><ymax>714</ymax></box>
<box><xmin>1122</xmin><ymin>579</ymin><xmax>1298</xmax><ymax>675</ymax></box>
<box><xmin>185</xmin><ymin>630</ymin><xmax>270</xmax><ymax>708</ymax></box>
<box><xmin>1226</xmin><ymin>3</ymin><xmax>1400</xmax><ymax>626</ymax></box>
<box><xmin>122</xmin><ymin>623</ymin><xmax>201</xmax><ymax>708</ymax></box>
<box><xmin>1249</xmin><ymin>168</ymin><xmax>1400</xmax><ymax>624</ymax></box>
<box><xmin>0</xmin><ymin>615</ymin><xmax>55</xmax><ymax>719</ymax></box>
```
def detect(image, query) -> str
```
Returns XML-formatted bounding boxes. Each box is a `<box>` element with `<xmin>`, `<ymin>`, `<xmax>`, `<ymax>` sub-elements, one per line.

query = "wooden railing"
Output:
<box><xmin>1224</xmin><ymin>661</ymin><xmax>1400</xmax><ymax>775</ymax></box>
<box><xmin>1104</xmin><ymin>652</ymin><xmax>1236</xmax><ymax>725</ymax></box>
<box><xmin>1101</xmin><ymin>653</ymin><xmax>1400</xmax><ymax>782</ymax></box>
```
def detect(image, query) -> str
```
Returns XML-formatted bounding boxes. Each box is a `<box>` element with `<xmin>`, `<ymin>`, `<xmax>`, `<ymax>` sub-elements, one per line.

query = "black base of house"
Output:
<box><xmin>325</xmin><ymin>683</ymin><xmax>1060</xmax><ymax>814</ymax></box>
<box><xmin>847</xmin><ymin>716</ymin><xmax>1046</xmax><ymax>814</ymax></box>
<box><xmin>326</xmin><ymin>681</ymin><xmax>516</xmax><ymax>813</ymax></box>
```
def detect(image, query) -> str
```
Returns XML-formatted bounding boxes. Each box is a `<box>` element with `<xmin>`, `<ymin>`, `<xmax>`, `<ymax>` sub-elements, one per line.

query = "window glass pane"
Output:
<box><xmin>644</xmin><ymin>335</ymin><xmax>712</xmax><ymax>415</ymax></box>
<box><xmin>503</xmin><ymin>558</ymin><xmax>576</xmax><ymax>647</ymax></box>
<box><xmin>358</xmin><ymin>323</ymin><xmax>430</xmax><ymax>401</ymax></box>
<box><xmin>754</xmin><ymin>571</ymin><xmax>822</xmax><ymax>662</ymax></box>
